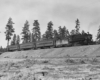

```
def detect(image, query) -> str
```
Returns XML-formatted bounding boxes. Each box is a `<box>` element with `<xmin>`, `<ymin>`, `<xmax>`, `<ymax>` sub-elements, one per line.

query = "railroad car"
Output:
<box><xmin>36</xmin><ymin>40</ymin><xmax>55</xmax><ymax>48</ymax></box>
<box><xmin>56</xmin><ymin>39</ymin><xmax>68</xmax><ymax>47</ymax></box>
<box><xmin>8</xmin><ymin>45</ymin><xmax>19</xmax><ymax>51</ymax></box>
<box><xmin>20</xmin><ymin>42</ymin><xmax>35</xmax><ymax>50</ymax></box>
<box><xmin>8</xmin><ymin>33</ymin><xmax>93</xmax><ymax>51</ymax></box>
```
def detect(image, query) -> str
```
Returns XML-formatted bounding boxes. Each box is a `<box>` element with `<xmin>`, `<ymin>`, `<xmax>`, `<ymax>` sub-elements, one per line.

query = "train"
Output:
<box><xmin>8</xmin><ymin>33</ymin><xmax>93</xmax><ymax>51</ymax></box>
<box><xmin>69</xmin><ymin>33</ymin><xmax>93</xmax><ymax>45</ymax></box>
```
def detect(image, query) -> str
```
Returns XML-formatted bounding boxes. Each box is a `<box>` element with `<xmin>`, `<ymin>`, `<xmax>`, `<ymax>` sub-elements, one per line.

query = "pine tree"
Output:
<box><xmin>75</xmin><ymin>19</ymin><xmax>80</xmax><ymax>34</ymax></box>
<box><xmin>62</xmin><ymin>26</ymin><xmax>69</xmax><ymax>39</ymax></box>
<box><xmin>16</xmin><ymin>35</ymin><xmax>20</xmax><ymax>44</ymax></box>
<box><xmin>32</xmin><ymin>20</ymin><xmax>41</xmax><ymax>41</ymax></box>
<box><xmin>58</xmin><ymin>26</ymin><xmax>69</xmax><ymax>40</ymax></box>
<box><xmin>53</xmin><ymin>29</ymin><xmax>59</xmax><ymax>40</ymax></box>
<box><xmin>58</xmin><ymin>26</ymin><xmax>63</xmax><ymax>40</ymax></box>
<box><xmin>11</xmin><ymin>34</ymin><xmax>17</xmax><ymax>45</ymax></box>
<box><xmin>96</xmin><ymin>26</ymin><xmax>100</xmax><ymax>43</ymax></box>
<box><xmin>45</xmin><ymin>21</ymin><xmax>53</xmax><ymax>39</ymax></box>
<box><xmin>81</xmin><ymin>30</ymin><xmax>85</xmax><ymax>35</ymax></box>
<box><xmin>5</xmin><ymin>18</ymin><xmax>15</xmax><ymax>47</ymax></box>
<box><xmin>42</xmin><ymin>33</ymin><xmax>46</xmax><ymax>40</ymax></box>
<box><xmin>70</xmin><ymin>29</ymin><xmax>76</xmax><ymax>35</ymax></box>
<box><xmin>28</xmin><ymin>32</ymin><xmax>32</xmax><ymax>42</ymax></box>
<box><xmin>0</xmin><ymin>46</ymin><xmax>2</xmax><ymax>52</ymax></box>
<box><xmin>32</xmin><ymin>33</ymin><xmax>36</xmax><ymax>42</ymax></box>
<box><xmin>11</xmin><ymin>40</ymin><xmax>14</xmax><ymax>45</ymax></box>
<box><xmin>21</xmin><ymin>20</ymin><xmax>30</xmax><ymax>43</ymax></box>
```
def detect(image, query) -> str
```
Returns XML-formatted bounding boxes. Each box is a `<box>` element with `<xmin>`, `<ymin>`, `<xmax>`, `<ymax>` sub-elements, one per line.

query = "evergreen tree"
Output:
<box><xmin>0</xmin><ymin>46</ymin><xmax>3</xmax><ymax>52</ymax></box>
<box><xmin>53</xmin><ymin>29</ymin><xmax>59</xmax><ymax>40</ymax></box>
<box><xmin>45</xmin><ymin>21</ymin><xmax>53</xmax><ymax>39</ymax></box>
<box><xmin>58</xmin><ymin>26</ymin><xmax>69</xmax><ymax>40</ymax></box>
<box><xmin>16</xmin><ymin>35</ymin><xmax>20</xmax><ymax>44</ymax></box>
<box><xmin>11</xmin><ymin>34</ymin><xmax>17</xmax><ymax>45</ymax></box>
<box><xmin>81</xmin><ymin>30</ymin><xmax>85</xmax><ymax>35</ymax></box>
<box><xmin>96</xmin><ymin>26</ymin><xmax>100</xmax><ymax>43</ymax></box>
<box><xmin>63</xmin><ymin>26</ymin><xmax>69</xmax><ymax>39</ymax></box>
<box><xmin>70</xmin><ymin>29</ymin><xmax>76</xmax><ymax>35</ymax></box>
<box><xmin>58</xmin><ymin>26</ymin><xmax>63</xmax><ymax>40</ymax></box>
<box><xmin>32</xmin><ymin>33</ymin><xmax>36</xmax><ymax>42</ymax></box>
<box><xmin>75</xmin><ymin>19</ymin><xmax>80</xmax><ymax>34</ymax></box>
<box><xmin>21</xmin><ymin>20</ymin><xmax>30</xmax><ymax>43</ymax></box>
<box><xmin>32</xmin><ymin>20</ymin><xmax>41</xmax><ymax>41</ymax></box>
<box><xmin>5</xmin><ymin>18</ymin><xmax>15</xmax><ymax>47</ymax></box>
<box><xmin>28</xmin><ymin>32</ymin><xmax>32</xmax><ymax>42</ymax></box>
<box><xmin>11</xmin><ymin>40</ymin><xmax>14</xmax><ymax>45</ymax></box>
<box><xmin>42</xmin><ymin>33</ymin><xmax>46</xmax><ymax>40</ymax></box>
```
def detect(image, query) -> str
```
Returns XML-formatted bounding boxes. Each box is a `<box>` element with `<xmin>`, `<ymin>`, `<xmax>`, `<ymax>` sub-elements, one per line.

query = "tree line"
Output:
<box><xmin>4</xmin><ymin>18</ymin><xmax>100</xmax><ymax>47</ymax></box>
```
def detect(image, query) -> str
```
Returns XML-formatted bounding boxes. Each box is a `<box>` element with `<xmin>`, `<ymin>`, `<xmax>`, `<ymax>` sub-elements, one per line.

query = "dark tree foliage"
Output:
<box><xmin>32</xmin><ymin>33</ymin><xmax>37</xmax><ymax>43</ymax></box>
<box><xmin>11</xmin><ymin>40</ymin><xmax>14</xmax><ymax>45</ymax></box>
<box><xmin>28</xmin><ymin>32</ymin><xmax>32</xmax><ymax>42</ymax></box>
<box><xmin>58</xmin><ymin>26</ymin><xmax>69</xmax><ymax>41</ymax></box>
<box><xmin>42</xmin><ymin>33</ymin><xmax>46</xmax><ymax>40</ymax></box>
<box><xmin>81</xmin><ymin>30</ymin><xmax>86</xmax><ymax>35</ymax></box>
<box><xmin>96</xmin><ymin>26</ymin><xmax>100</xmax><ymax>43</ymax></box>
<box><xmin>31</xmin><ymin>33</ymin><xmax>35</xmax><ymax>42</ymax></box>
<box><xmin>0</xmin><ymin>46</ymin><xmax>7</xmax><ymax>53</ymax></box>
<box><xmin>11</xmin><ymin>34</ymin><xmax>16</xmax><ymax>45</ymax></box>
<box><xmin>5</xmin><ymin>18</ymin><xmax>15</xmax><ymax>47</ymax></box>
<box><xmin>70</xmin><ymin>29</ymin><xmax>76</xmax><ymax>35</ymax></box>
<box><xmin>53</xmin><ymin>29</ymin><xmax>59</xmax><ymax>40</ymax></box>
<box><xmin>32</xmin><ymin>20</ymin><xmax>41</xmax><ymax>41</ymax></box>
<box><xmin>45</xmin><ymin>21</ymin><xmax>53</xmax><ymax>40</ymax></box>
<box><xmin>21</xmin><ymin>20</ymin><xmax>30</xmax><ymax>43</ymax></box>
<box><xmin>16</xmin><ymin>35</ymin><xmax>20</xmax><ymax>44</ymax></box>
<box><xmin>63</xmin><ymin>26</ymin><xmax>69</xmax><ymax>39</ymax></box>
<box><xmin>75</xmin><ymin>19</ymin><xmax>80</xmax><ymax>34</ymax></box>
<box><xmin>0</xmin><ymin>46</ymin><xmax>3</xmax><ymax>52</ymax></box>
<box><xmin>58</xmin><ymin>26</ymin><xmax>62</xmax><ymax>40</ymax></box>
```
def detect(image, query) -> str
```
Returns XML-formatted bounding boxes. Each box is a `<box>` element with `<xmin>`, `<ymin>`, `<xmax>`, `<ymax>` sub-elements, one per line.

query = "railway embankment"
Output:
<box><xmin>0</xmin><ymin>44</ymin><xmax>100</xmax><ymax>59</ymax></box>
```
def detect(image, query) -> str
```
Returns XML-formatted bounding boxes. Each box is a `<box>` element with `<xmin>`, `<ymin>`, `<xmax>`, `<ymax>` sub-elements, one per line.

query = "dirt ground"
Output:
<box><xmin>0</xmin><ymin>57</ymin><xmax>100</xmax><ymax>80</ymax></box>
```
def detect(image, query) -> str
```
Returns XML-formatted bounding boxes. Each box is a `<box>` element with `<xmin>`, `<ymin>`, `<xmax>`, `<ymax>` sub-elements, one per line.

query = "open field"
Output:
<box><xmin>0</xmin><ymin>44</ymin><xmax>100</xmax><ymax>80</ymax></box>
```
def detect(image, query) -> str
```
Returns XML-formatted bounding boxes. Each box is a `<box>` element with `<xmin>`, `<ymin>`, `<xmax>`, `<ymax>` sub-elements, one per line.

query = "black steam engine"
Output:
<box><xmin>68</xmin><ymin>33</ymin><xmax>93</xmax><ymax>46</ymax></box>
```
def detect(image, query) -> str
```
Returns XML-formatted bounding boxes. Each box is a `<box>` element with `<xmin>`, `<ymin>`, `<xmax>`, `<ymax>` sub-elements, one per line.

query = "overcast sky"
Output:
<box><xmin>0</xmin><ymin>0</ymin><xmax>100</xmax><ymax>47</ymax></box>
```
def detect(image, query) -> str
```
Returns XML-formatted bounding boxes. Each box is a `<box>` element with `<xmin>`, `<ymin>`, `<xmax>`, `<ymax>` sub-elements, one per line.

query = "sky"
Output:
<box><xmin>0</xmin><ymin>0</ymin><xmax>100</xmax><ymax>47</ymax></box>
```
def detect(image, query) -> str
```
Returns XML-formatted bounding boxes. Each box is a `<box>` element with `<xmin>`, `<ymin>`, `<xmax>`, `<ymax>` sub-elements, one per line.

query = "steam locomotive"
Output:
<box><xmin>8</xmin><ymin>33</ymin><xmax>93</xmax><ymax>51</ymax></box>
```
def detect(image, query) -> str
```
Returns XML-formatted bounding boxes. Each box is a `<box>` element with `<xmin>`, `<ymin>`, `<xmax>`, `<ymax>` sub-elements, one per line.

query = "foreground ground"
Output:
<box><xmin>0</xmin><ymin>57</ymin><xmax>100</xmax><ymax>80</ymax></box>
<box><xmin>0</xmin><ymin>44</ymin><xmax>100</xmax><ymax>80</ymax></box>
